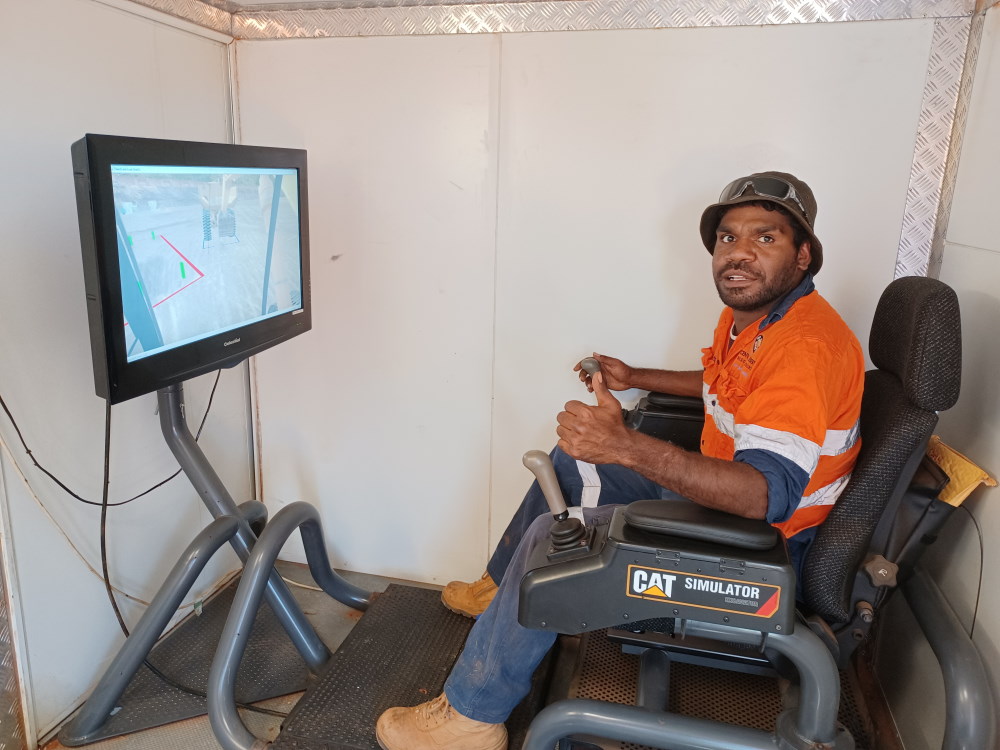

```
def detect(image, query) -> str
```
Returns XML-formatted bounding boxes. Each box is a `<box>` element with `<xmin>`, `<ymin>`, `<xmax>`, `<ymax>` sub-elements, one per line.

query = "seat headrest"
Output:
<box><xmin>869</xmin><ymin>276</ymin><xmax>961</xmax><ymax>412</ymax></box>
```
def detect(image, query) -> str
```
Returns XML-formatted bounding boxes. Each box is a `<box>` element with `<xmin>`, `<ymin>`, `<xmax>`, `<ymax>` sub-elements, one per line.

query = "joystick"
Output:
<box><xmin>522</xmin><ymin>450</ymin><xmax>592</xmax><ymax>556</ymax></box>
<box><xmin>579</xmin><ymin>357</ymin><xmax>601</xmax><ymax>377</ymax></box>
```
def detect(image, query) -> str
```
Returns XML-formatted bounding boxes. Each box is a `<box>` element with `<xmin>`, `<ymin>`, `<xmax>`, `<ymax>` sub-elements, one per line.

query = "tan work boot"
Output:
<box><xmin>441</xmin><ymin>571</ymin><xmax>498</xmax><ymax>618</ymax></box>
<box><xmin>376</xmin><ymin>693</ymin><xmax>508</xmax><ymax>750</ymax></box>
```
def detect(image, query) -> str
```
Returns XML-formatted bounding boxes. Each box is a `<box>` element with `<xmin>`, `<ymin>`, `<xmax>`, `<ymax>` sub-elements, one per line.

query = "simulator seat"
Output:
<box><xmin>517</xmin><ymin>276</ymin><xmax>980</xmax><ymax>750</ymax></box>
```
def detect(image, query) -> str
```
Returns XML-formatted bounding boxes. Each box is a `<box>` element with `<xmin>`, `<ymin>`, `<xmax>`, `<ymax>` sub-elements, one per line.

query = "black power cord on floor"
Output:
<box><xmin>1</xmin><ymin>372</ymin><xmax>289</xmax><ymax>720</ymax></box>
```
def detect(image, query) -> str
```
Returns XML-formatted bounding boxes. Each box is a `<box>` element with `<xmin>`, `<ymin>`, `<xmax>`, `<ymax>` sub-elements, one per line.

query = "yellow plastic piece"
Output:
<box><xmin>926</xmin><ymin>435</ymin><xmax>997</xmax><ymax>506</ymax></box>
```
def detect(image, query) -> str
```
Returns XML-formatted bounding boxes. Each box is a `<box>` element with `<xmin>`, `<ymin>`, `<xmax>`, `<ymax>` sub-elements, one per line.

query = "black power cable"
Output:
<box><xmin>957</xmin><ymin>504</ymin><xmax>985</xmax><ymax>639</ymax></box>
<box><xmin>0</xmin><ymin>373</ymin><xmax>219</xmax><ymax>507</ymax></box>
<box><xmin>1</xmin><ymin>372</ymin><xmax>288</xmax><ymax>720</ymax></box>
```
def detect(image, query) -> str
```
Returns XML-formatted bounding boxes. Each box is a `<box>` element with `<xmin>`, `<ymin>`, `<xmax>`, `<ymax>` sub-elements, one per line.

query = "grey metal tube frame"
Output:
<box><xmin>208</xmin><ymin>500</ymin><xmax>373</xmax><ymax>750</ymax></box>
<box><xmin>522</xmin><ymin>618</ymin><xmax>849</xmax><ymax>750</ymax></box>
<box><xmin>903</xmin><ymin>567</ymin><xmax>997</xmax><ymax>750</ymax></box>
<box><xmin>685</xmin><ymin>620</ymin><xmax>843</xmax><ymax>743</ymax></box>
<box><xmin>59</xmin><ymin>513</ymin><xmax>242</xmax><ymax>745</ymax></box>
<box><xmin>522</xmin><ymin>698</ymin><xmax>780</xmax><ymax>750</ymax></box>
<box><xmin>158</xmin><ymin>383</ymin><xmax>330</xmax><ymax>671</ymax></box>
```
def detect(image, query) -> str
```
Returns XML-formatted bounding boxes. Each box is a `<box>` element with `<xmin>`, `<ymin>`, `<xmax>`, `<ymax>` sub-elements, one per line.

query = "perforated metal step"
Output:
<box><xmin>562</xmin><ymin>629</ymin><xmax>875</xmax><ymax>750</ymax></box>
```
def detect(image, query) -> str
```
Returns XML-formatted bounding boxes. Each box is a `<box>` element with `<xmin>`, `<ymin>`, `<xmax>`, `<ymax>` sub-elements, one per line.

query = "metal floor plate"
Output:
<box><xmin>272</xmin><ymin>584</ymin><xmax>474</xmax><ymax>750</ymax></box>
<box><xmin>271</xmin><ymin>584</ymin><xmax>549</xmax><ymax>750</ymax></box>
<box><xmin>64</xmin><ymin>577</ymin><xmax>311</xmax><ymax>743</ymax></box>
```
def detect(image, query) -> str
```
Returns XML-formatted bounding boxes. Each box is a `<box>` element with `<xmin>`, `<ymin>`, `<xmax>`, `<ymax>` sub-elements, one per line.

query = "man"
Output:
<box><xmin>376</xmin><ymin>172</ymin><xmax>864</xmax><ymax>750</ymax></box>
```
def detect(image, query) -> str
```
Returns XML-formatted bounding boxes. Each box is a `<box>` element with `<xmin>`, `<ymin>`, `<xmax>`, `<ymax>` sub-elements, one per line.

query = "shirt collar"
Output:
<box><xmin>757</xmin><ymin>273</ymin><xmax>815</xmax><ymax>331</ymax></box>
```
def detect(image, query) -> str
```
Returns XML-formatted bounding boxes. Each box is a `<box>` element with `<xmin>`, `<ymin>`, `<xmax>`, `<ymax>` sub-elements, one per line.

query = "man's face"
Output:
<box><xmin>712</xmin><ymin>204</ymin><xmax>811</xmax><ymax>319</ymax></box>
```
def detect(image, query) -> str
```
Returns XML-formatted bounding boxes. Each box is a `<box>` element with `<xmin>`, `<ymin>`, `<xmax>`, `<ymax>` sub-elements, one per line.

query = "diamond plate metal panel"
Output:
<box><xmin>118</xmin><ymin>0</ymin><xmax>235</xmax><ymax>35</ymax></box>
<box><xmin>895</xmin><ymin>12</ymin><xmax>983</xmax><ymax>278</ymax></box>
<box><xmin>228</xmin><ymin>0</ymin><xmax>973</xmax><ymax>39</ymax></box>
<box><xmin>0</xmin><ymin>547</ymin><xmax>26</xmax><ymax>750</ymax></box>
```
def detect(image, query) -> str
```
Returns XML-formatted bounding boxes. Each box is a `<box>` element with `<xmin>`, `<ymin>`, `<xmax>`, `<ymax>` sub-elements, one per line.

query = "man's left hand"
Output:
<box><xmin>556</xmin><ymin>372</ymin><xmax>632</xmax><ymax>464</ymax></box>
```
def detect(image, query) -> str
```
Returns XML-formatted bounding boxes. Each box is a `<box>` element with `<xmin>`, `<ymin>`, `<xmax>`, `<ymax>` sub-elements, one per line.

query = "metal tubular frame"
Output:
<box><xmin>207</xmin><ymin>501</ymin><xmax>372</xmax><ymax>750</ymax></box>
<box><xmin>903</xmin><ymin>567</ymin><xmax>997</xmax><ymax>750</ymax></box>
<box><xmin>521</xmin><ymin>698</ymin><xmax>780</xmax><ymax>750</ymax></box>
<box><xmin>157</xmin><ymin>383</ymin><xmax>330</xmax><ymax>671</ymax></box>
<box><xmin>58</xmin><ymin>515</ymin><xmax>241</xmax><ymax>746</ymax></box>
<box><xmin>520</xmin><ymin>617</ymin><xmax>849</xmax><ymax>750</ymax></box>
<box><xmin>682</xmin><ymin>620</ymin><xmax>843</xmax><ymax>743</ymax></box>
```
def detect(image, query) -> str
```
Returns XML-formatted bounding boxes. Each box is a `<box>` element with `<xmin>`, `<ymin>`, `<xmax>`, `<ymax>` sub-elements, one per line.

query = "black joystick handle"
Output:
<box><xmin>522</xmin><ymin>450</ymin><xmax>587</xmax><ymax>551</ymax></box>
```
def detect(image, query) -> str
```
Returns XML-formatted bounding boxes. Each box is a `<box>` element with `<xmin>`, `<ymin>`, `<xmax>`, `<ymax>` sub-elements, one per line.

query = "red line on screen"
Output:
<box><xmin>124</xmin><ymin>274</ymin><xmax>205</xmax><ymax>327</ymax></box>
<box><xmin>153</xmin><ymin>276</ymin><xmax>204</xmax><ymax>308</ymax></box>
<box><xmin>159</xmin><ymin>234</ymin><xmax>205</xmax><ymax>278</ymax></box>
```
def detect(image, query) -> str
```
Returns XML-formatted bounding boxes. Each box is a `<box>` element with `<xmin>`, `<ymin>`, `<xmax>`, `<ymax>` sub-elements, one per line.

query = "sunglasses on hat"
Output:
<box><xmin>719</xmin><ymin>176</ymin><xmax>809</xmax><ymax>220</ymax></box>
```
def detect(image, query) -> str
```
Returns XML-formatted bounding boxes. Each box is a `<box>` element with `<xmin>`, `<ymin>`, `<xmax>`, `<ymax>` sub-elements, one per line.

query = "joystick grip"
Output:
<box><xmin>579</xmin><ymin>357</ymin><xmax>601</xmax><ymax>376</ymax></box>
<box><xmin>522</xmin><ymin>450</ymin><xmax>569</xmax><ymax>517</ymax></box>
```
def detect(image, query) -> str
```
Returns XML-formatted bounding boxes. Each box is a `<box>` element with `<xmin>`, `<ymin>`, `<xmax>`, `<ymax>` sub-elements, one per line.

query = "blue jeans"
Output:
<box><xmin>444</xmin><ymin>505</ymin><xmax>621</xmax><ymax>723</ymax></box>
<box><xmin>444</xmin><ymin>446</ymin><xmax>666</xmax><ymax>723</ymax></box>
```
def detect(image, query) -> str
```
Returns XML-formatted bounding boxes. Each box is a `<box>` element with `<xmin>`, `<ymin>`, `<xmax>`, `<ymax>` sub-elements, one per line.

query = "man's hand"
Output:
<box><xmin>557</xmin><ymin>372</ymin><xmax>633</xmax><ymax>464</ymax></box>
<box><xmin>574</xmin><ymin>353</ymin><xmax>633</xmax><ymax>392</ymax></box>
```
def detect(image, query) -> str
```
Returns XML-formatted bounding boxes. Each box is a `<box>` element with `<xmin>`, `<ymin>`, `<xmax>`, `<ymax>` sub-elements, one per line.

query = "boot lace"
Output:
<box><xmin>415</xmin><ymin>693</ymin><xmax>453</xmax><ymax>726</ymax></box>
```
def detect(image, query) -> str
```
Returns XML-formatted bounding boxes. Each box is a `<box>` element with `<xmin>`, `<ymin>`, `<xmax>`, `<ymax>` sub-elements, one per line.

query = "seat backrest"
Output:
<box><xmin>802</xmin><ymin>276</ymin><xmax>961</xmax><ymax>623</ymax></box>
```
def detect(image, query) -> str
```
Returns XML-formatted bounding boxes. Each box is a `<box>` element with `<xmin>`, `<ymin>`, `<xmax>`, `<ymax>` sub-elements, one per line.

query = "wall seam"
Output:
<box><xmin>486</xmin><ymin>32</ymin><xmax>504</xmax><ymax>568</ymax></box>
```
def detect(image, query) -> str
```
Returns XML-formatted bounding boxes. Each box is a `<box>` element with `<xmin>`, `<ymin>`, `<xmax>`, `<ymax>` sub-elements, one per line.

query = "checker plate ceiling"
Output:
<box><xmin>144</xmin><ymin>0</ymin><xmax>977</xmax><ymax>34</ymax></box>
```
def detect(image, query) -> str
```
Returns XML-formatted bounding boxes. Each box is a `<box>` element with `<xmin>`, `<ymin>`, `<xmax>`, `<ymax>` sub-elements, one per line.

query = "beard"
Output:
<box><xmin>714</xmin><ymin>261</ymin><xmax>803</xmax><ymax>313</ymax></box>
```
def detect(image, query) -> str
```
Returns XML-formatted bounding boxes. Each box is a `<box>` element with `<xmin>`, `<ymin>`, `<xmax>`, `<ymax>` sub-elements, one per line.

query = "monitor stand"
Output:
<box><xmin>58</xmin><ymin>381</ymin><xmax>332</xmax><ymax>745</ymax></box>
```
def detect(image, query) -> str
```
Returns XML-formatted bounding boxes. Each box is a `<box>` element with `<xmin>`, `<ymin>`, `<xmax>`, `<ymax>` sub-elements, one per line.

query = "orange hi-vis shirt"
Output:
<box><xmin>700</xmin><ymin>286</ymin><xmax>864</xmax><ymax>539</ymax></box>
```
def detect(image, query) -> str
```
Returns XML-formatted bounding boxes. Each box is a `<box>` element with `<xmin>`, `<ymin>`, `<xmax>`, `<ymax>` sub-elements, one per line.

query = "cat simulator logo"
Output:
<box><xmin>626</xmin><ymin>564</ymin><xmax>781</xmax><ymax>618</ymax></box>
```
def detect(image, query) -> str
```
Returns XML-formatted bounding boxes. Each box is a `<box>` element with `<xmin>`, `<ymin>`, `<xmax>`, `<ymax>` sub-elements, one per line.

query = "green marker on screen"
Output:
<box><xmin>180</xmin><ymin>262</ymin><xmax>186</xmax><ymax>279</ymax></box>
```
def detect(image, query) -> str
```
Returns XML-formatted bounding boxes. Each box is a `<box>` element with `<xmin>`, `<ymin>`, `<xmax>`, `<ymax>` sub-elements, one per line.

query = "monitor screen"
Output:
<box><xmin>72</xmin><ymin>135</ymin><xmax>311</xmax><ymax>403</ymax></box>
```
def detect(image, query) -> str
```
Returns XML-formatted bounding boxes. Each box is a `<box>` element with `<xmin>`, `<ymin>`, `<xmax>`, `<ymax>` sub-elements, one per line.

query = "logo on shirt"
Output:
<box><xmin>752</xmin><ymin>334</ymin><xmax>764</xmax><ymax>352</ymax></box>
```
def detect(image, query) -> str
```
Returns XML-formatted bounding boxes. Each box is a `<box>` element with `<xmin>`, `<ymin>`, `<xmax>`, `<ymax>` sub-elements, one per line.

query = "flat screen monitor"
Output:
<box><xmin>72</xmin><ymin>134</ymin><xmax>311</xmax><ymax>403</ymax></box>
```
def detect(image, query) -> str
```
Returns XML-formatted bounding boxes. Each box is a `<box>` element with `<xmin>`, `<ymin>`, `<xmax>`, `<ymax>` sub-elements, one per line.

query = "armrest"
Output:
<box><xmin>644</xmin><ymin>393</ymin><xmax>704</xmax><ymax>410</ymax></box>
<box><xmin>623</xmin><ymin>499</ymin><xmax>779</xmax><ymax>551</ymax></box>
<box><xmin>623</xmin><ymin>394</ymin><xmax>705</xmax><ymax>450</ymax></box>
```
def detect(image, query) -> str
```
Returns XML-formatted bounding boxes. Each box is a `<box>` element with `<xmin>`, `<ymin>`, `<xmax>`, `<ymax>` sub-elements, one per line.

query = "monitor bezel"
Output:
<box><xmin>72</xmin><ymin>133</ymin><xmax>312</xmax><ymax>404</ymax></box>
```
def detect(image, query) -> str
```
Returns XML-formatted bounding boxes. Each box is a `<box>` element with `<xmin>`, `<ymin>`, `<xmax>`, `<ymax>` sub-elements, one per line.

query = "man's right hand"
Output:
<box><xmin>574</xmin><ymin>353</ymin><xmax>633</xmax><ymax>392</ymax></box>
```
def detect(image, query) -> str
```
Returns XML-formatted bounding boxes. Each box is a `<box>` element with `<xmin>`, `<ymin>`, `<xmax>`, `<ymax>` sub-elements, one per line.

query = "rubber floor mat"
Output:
<box><xmin>272</xmin><ymin>584</ymin><xmax>473</xmax><ymax>750</ymax></box>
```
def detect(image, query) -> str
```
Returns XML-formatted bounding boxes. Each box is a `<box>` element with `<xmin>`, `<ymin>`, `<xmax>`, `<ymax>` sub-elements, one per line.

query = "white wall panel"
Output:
<box><xmin>240</xmin><ymin>19</ymin><xmax>934</xmax><ymax>587</ymax></box>
<box><xmin>0</xmin><ymin>0</ymin><xmax>243</xmax><ymax>736</ymax></box>
<box><xmin>879</xmin><ymin>8</ymin><xmax>1000</xmax><ymax>748</ymax></box>
<box><xmin>489</xmin><ymin>21</ymin><xmax>935</xmax><ymax>552</ymax></box>
<box><xmin>238</xmin><ymin>35</ymin><xmax>501</xmax><ymax>583</ymax></box>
